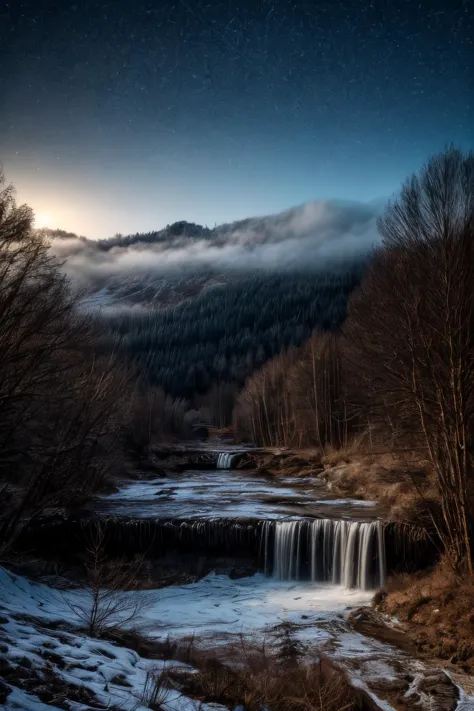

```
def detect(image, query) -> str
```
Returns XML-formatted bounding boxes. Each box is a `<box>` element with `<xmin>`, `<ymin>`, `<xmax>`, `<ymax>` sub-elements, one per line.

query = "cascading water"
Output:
<box><xmin>261</xmin><ymin>519</ymin><xmax>385</xmax><ymax>590</ymax></box>
<box><xmin>29</xmin><ymin>512</ymin><xmax>386</xmax><ymax>592</ymax></box>
<box><xmin>216</xmin><ymin>453</ymin><xmax>235</xmax><ymax>469</ymax></box>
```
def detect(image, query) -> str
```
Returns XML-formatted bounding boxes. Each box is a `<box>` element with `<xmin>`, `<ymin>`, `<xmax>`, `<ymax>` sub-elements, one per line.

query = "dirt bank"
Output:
<box><xmin>376</xmin><ymin>561</ymin><xmax>474</xmax><ymax>675</ymax></box>
<box><xmin>246</xmin><ymin>446</ymin><xmax>435</xmax><ymax>519</ymax></box>
<box><xmin>236</xmin><ymin>447</ymin><xmax>323</xmax><ymax>476</ymax></box>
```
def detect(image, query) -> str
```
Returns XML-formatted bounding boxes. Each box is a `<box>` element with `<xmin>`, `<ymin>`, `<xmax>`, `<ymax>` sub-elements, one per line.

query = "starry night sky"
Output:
<box><xmin>1</xmin><ymin>0</ymin><xmax>473</xmax><ymax>237</ymax></box>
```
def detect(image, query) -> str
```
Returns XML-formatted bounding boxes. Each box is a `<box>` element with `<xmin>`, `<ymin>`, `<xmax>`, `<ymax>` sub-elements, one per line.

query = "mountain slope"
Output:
<box><xmin>45</xmin><ymin>198</ymin><xmax>379</xmax><ymax>398</ymax></box>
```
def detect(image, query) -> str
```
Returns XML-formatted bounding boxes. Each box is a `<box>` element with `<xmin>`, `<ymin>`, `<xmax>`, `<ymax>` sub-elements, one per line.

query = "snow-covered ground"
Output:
<box><xmin>0</xmin><ymin>567</ymin><xmax>222</xmax><ymax>711</ymax></box>
<box><xmin>133</xmin><ymin>572</ymin><xmax>374</xmax><ymax>643</ymax></box>
<box><xmin>2</xmin><ymin>567</ymin><xmax>474</xmax><ymax>711</ymax></box>
<box><xmin>1</xmin><ymin>568</ymin><xmax>382</xmax><ymax>710</ymax></box>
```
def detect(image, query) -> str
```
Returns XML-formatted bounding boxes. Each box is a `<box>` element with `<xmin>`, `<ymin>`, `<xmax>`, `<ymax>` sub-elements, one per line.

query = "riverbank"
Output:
<box><xmin>3</xmin><ymin>565</ymin><xmax>473</xmax><ymax>711</ymax></box>
<box><xmin>5</xmin><ymin>440</ymin><xmax>474</xmax><ymax>709</ymax></box>
<box><xmin>244</xmin><ymin>445</ymin><xmax>474</xmax><ymax>680</ymax></box>
<box><xmin>238</xmin><ymin>446</ymin><xmax>432</xmax><ymax>517</ymax></box>
<box><xmin>378</xmin><ymin>562</ymin><xmax>474</xmax><ymax>675</ymax></box>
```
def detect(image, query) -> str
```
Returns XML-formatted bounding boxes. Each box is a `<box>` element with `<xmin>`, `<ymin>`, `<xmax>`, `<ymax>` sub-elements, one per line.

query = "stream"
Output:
<box><xmin>13</xmin><ymin>445</ymin><xmax>473</xmax><ymax>710</ymax></box>
<box><xmin>81</xmin><ymin>445</ymin><xmax>472</xmax><ymax>711</ymax></box>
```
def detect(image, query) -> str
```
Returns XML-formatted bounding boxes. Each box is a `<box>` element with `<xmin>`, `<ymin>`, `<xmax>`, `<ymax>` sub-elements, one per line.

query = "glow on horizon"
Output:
<box><xmin>34</xmin><ymin>212</ymin><xmax>53</xmax><ymax>228</ymax></box>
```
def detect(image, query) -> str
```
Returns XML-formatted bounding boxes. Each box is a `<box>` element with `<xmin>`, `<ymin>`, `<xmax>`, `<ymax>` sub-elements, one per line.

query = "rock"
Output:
<box><xmin>404</xmin><ymin>669</ymin><xmax>459</xmax><ymax>711</ymax></box>
<box><xmin>0</xmin><ymin>680</ymin><xmax>11</xmax><ymax>705</ymax></box>
<box><xmin>348</xmin><ymin>607</ymin><xmax>416</xmax><ymax>654</ymax></box>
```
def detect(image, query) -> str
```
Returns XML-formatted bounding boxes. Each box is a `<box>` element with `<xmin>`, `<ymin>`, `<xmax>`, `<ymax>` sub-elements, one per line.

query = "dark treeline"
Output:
<box><xmin>98</xmin><ymin>269</ymin><xmax>364</xmax><ymax>399</ymax></box>
<box><xmin>97</xmin><ymin>221</ymin><xmax>213</xmax><ymax>250</ymax></box>
<box><xmin>236</xmin><ymin>147</ymin><xmax>474</xmax><ymax>575</ymax></box>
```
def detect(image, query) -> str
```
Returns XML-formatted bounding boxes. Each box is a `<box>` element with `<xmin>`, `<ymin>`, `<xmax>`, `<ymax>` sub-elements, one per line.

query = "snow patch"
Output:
<box><xmin>0</xmin><ymin>567</ymin><xmax>221</xmax><ymax>711</ymax></box>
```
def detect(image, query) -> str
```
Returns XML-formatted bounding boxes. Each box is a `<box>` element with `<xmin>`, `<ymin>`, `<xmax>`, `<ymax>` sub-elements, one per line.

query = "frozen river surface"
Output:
<box><xmin>94</xmin><ymin>468</ymin><xmax>378</xmax><ymax>520</ymax></box>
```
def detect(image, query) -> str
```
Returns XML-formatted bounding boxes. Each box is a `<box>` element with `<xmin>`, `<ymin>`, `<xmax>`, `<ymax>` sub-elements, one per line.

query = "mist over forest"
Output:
<box><xmin>47</xmin><ymin>198</ymin><xmax>380</xmax><ymax>290</ymax></box>
<box><xmin>43</xmin><ymin>199</ymin><xmax>378</xmax><ymax>398</ymax></box>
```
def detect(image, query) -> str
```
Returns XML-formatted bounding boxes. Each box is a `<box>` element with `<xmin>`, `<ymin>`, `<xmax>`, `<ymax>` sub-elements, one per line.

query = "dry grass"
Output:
<box><xmin>168</xmin><ymin>657</ymin><xmax>356</xmax><ymax>711</ymax></box>
<box><xmin>139</xmin><ymin>669</ymin><xmax>176</xmax><ymax>711</ymax></box>
<box><xmin>102</xmin><ymin>629</ymin><xmax>200</xmax><ymax>665</ymax></box>
<box><xmin>321</xmin><ymin>433</ymin><xmax>368</xmax><ymax>467</ymax></box>
<box><xmin>379</xmin><ymin>559</ymin><xmax>474</xmax><ymax>672</ymax></box>
<box><xmin>163</xmin><ymin>629</ymin><xmax>357</xmax><ymax>711</ymax></box>
<box><xmin>246</xmin><ymin>448</ymin><xmax>323</xmax><ymax>477</ymax></box>
<box><xmin>320</xmin><ymin>447</ymin><xmax>435</xmax><ymax>514</ymax></box>
<box><xmin>107</xmin><ymin>625</ymin><xmax>358</xmax><ymax>711</ymax></box>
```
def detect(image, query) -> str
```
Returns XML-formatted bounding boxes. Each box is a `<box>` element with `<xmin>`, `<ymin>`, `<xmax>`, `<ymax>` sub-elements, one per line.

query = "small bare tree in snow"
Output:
<box><xmin>68</xmin><ymin>522</ymin><xmax>148</xmax><ymax>637</ymax></box>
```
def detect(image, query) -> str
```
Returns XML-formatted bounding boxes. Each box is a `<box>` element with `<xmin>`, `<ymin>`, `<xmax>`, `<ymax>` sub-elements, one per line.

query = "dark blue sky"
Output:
<box><xmin>1</xmin><ymin>0</ymin><xmax>473</xmax><ymax>237</ymax></box>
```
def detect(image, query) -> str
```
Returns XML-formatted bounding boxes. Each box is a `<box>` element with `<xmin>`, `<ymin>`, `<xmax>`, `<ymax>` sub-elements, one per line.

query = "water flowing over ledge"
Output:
<box><xmin>22</xmin><ymin>515</ymin><xmax>389</xmax><ymax>591</ymax></box>
<box><xmin>216</xmin><ymin>452</ymin><xmax>236</xmax><ymax>469</ymax></box>
<box><xmin>263</xmin><ymin>519</ymin><xmax>385</xmax><ymax>590</ymax></box>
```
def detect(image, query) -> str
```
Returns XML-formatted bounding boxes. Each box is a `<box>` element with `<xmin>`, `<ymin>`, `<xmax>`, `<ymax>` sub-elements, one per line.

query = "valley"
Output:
<box><xmin>4</xmin><ymin>443</ymin><xmax>473</xmax><ymax>711</ymax></box>
<box><xmin>1</xmin><ymin>149</ymin><xmax>474</xmax><ymax>711</ymax></box>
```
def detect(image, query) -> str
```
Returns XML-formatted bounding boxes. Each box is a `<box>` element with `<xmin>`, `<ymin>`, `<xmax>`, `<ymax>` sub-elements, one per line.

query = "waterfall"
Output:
<box><xmin>266</xmin><ymin>519</ymin><xmax>385</xmax><ymax>590</ymax></box>
<box><xmin>21</xmin><ymin>514</ymin><xmax>429</xmax><ymax>582</ymax></box>
<box><xmin>216</xmin><ymin>453</ymin><xmax>235</xmax><ymax>469</ymax></box>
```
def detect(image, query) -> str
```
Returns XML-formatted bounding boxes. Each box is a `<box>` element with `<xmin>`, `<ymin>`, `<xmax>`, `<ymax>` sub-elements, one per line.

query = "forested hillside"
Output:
<box><xmin>44</xmin><ymin>199</ymin><xmax>375</xmax><ymax>403</ymax></box>
<box><xmin>98</xmin><ymin>268</ymin><xmax>364</xmax><ymax>398</ymax></box>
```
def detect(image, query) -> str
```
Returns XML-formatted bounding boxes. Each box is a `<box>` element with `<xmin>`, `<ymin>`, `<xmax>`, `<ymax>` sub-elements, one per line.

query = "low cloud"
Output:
<box><xmin>48</xmin><ymin>198</ymin><xmax>383</xmax><ymax>299</ymax></box>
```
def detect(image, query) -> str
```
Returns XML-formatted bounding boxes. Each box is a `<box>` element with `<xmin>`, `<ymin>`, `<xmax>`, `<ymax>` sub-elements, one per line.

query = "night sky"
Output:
<box><xmin>1</xmin><ymin>0</ymin><xmax>473</xmax><ymax>237</ymax></box>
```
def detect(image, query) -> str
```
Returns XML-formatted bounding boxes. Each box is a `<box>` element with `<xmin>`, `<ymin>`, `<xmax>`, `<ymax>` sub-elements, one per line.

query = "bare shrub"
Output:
<box><xmin>139</xmin><ymin>668</ymin><xmax>175</xmax><ymax>711</ymax></box>
<box><xmin>171</xmin><ymin>657</ymin><xmax>355</xmax><ymax>711</ymax></box>
<box><xmin>67</xmin><ymin>523</ymin><xmax>148</xmax><ymax>637</ymax></box>
<box><xmin>167</xmin><ymin>630</ymin><xmax>356</xmax><ymax>711</ymax></box>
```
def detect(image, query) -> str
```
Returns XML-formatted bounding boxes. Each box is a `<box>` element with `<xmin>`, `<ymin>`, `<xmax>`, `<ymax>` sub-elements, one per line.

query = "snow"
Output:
<box><xmin>0</xmin><ymin>566</ymin><xmax>386</xmax><ymax>710</ymax></box>
<box><xmin>346</xmin><ymin>674</ymin><xmax>398</xmax><ymax>711</ymax></box>
<box><xmin>359</xmin><ymin>659</ymin><xmax>401</xmax><ymax>683</ymax></box>
<box><xmin>313</xmin><ymin>498</ymin><xmax>377</xmax><ymax>507</ymax></box>
<box><xmin>438</xmin><ymin>673</ymin><xmax>474</xmax><ymax>711</ymax></box>
<box><xmin>4</xmin><ymin>686</ymin><xmax>62</xmax><ymax>711</ymax></box>
<box><xmin>0</xmin><ymin>566</ymin><xmax>379</xmax><ymax>705</ymax></box>
<box><xmin>0</xmin><ymin>567</ymin><xmax>223</xmax><ymax>711</ymax></box>
<box><xmin>130</xmin><ymin>572</ymin><xmax>374</xmax><ymax>645</ymax></box>
<box><xmin>2</xmin><ymin>566</ymin><xmax>474</xmax><ymax>711</ymax></box>
<box><xmin>456</xmin><ymin>689</ymin><xmax>474</xmax><ymax>711</ymax></box>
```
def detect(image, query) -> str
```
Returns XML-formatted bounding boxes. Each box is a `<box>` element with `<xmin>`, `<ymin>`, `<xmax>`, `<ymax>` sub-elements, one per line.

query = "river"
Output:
<box><xmin>8</xmin><ymin>445</ymin><xmax>474</xmax><ymax>710</ymax></box>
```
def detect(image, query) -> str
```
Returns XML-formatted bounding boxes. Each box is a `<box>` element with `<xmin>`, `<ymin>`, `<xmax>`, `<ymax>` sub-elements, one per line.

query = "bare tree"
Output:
<box><xmin>234</xmin><ymin>334</ymin><xmax>349</xmax><ymax>450</ymax></box>
<box><xmin>67</xmin><ymin>523</ymin><xmax>147</xmax><ymax>637</ymax></box>
<box><xmin>198</xmin><ymin>381</ymin><xmax>238</xmax><ymax>429</ymax></box>
<box><xmin>291</xmin><ymin>332</ymin><xmax>346</xmax><ymax>449</ymax></box>
<box><xmin>0</xmin><ymin>171</ymin><xmax>132</xmax><ymax>555</ymax></box>
<box><xmin>344</xmin><ymin>147</ymin><xmax>474</xmax><ymax>573</ymax></box>
<box><xmin>234</xmin><ymin>350</ymin><xmax>297</xmax><ymax>447</ymax></box>
<box><xmin>125</xmin><ymin>385</ymin><xmax>188</xmax><ymax>453</ymax></box>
